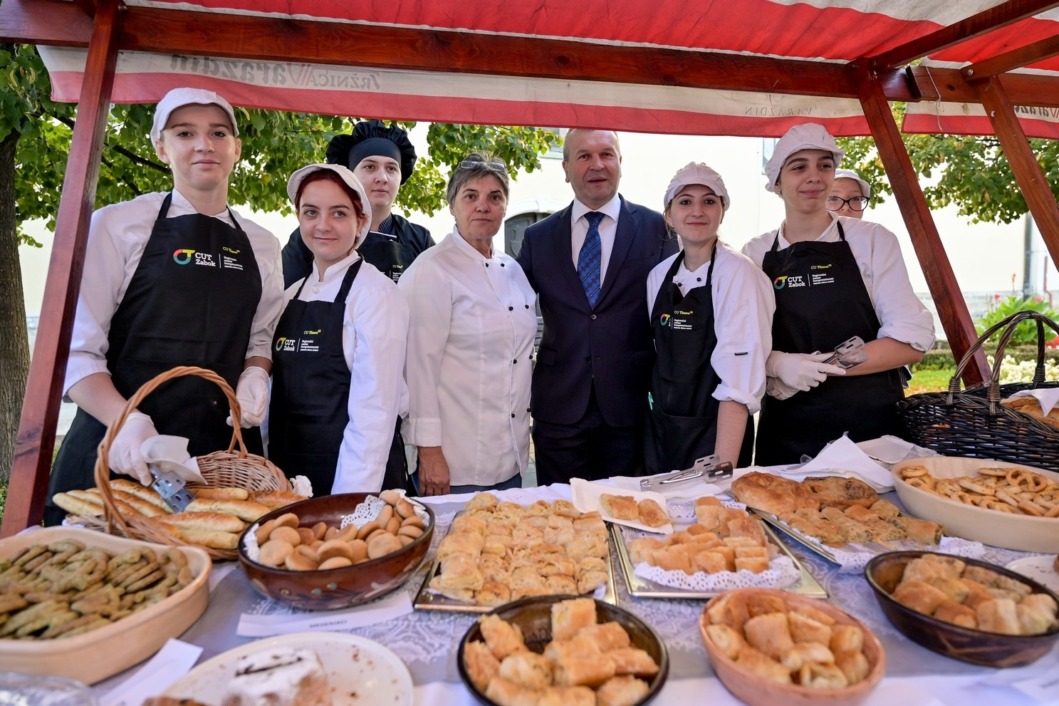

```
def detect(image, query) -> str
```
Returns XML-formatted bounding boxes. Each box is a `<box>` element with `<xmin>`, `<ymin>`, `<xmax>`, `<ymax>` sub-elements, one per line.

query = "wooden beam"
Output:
<box><xmin>871</xmin><ymin>0</ymin><xmax>1059</xmax><ymax>70</ymax></box>
<box><xmin>963</xmin><ymin>35</ymin><xmax>1059</xmax><ymax>79</ymax></box>
<box><xmin>909</xmin><ymin>65</ymin><xmax>1059</xmax><ymax>108</ymax></box>
<box><xmin>1</xmin><ymin>0</ymin><xmax>121</xmax><ymax>536</ymax></box>
<box><xmin>0</xmin><ymin>0</ymin><xmax>93</xmax><ymax>46</ymax></box>
<box><xmin>857</xmin><ymin>69</ymin><xmax>989</xmax><ymax>386</ymax></box>
<box><xmin>977</xmin><ymin>76</ymin><xmax>1059</xmax><ymax>271</ymax></box>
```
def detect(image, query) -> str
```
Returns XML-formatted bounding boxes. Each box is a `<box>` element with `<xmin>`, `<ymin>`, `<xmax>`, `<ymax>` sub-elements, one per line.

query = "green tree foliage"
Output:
<box><xmin>0</xmin><ymin>44</ymin><xmax>556</xmax><ymax>482</ymax></box>
<box><xmin>975</xmin><ymin>294</ymin><xmax>1059</xmax><ymax>347</ymax></box>
<box><xmin>838</xmin><ymin>104</ymin><xmax>1059</xmax><ymax>225</ymax></box>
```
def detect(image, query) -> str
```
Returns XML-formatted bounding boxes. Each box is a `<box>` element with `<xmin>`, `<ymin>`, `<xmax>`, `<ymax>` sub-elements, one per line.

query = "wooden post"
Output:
<box><xmin>2</xmin><ymin>0</ymin><xmax>122</xmax><ymax>536</ymax></box>
<box><xmin>976</xmin><ymin>76</ymin><xmax>1059</xmax><ymax>268</ymax></box>
<box><xmin>857</xmin><ymin>68</ymin><xmax>989</xmax><ymax>386</ymax></box>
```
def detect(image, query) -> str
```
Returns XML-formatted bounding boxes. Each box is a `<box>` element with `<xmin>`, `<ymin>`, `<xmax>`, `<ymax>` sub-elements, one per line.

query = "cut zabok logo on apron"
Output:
<box><xmin>773</xmin><ymin>274</ymin><xmax>807</xmax><ymax>289</ymax></box>
<box><xmin>171</xmin><ymin>248</ymin><xmax>216</xmax><ymax>267</ymax></box>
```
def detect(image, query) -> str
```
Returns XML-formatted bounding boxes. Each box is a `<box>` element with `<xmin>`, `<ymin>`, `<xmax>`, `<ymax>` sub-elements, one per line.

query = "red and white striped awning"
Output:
<box><xmin>27</xmin><ymin>1</ymin><xmax>1059</xmax><ymax>135</ymax></box>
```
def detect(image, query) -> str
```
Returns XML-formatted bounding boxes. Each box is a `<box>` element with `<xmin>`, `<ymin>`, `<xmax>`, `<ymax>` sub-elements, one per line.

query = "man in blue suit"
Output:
<box><xmin>517</xmin><ymin>129</ymin><xmax>675</xmax><ymax>485</ymax></box>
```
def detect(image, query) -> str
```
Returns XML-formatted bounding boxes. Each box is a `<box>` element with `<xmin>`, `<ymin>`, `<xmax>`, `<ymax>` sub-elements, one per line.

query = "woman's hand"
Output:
<box><xmin>418</xmin><ymin>446</ymin><xmax>451</xmax><ymax>496</ymax></box>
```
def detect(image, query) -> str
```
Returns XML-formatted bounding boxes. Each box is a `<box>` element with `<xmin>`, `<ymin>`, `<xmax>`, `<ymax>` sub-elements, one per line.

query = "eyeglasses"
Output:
<box><xmin>827</xmin><ymin>195</ymin><xmax>869</xmax><ymax>212</ymax></box>
<box><xmin>459</xmin><ymin>159</ymin><xmax>507</xmax><ymax>171</ymax></box>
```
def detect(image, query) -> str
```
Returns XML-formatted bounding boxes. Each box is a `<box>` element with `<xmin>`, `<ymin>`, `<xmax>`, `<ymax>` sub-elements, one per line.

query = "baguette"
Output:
<box><xmin>110</xmin><ymin>488</ymin><xmax>167</xmax><ymax>517</ymax></box>
<box><xmin>68</xmin><ymin>488</ymin><xmax>144</xmax><ymax>518</ymax></box>
<box><xmin>110</xmin><ymin>479</ymin><xmax>169</xmax><ymax>510</ymax></box>
<box><xmin>192</xmin><ymin>486</ymin><xmax>250</xmax><ymax>501</ymax></box>
<box><xmin>162</xmin><ymin>511</ymin><xmax>247</xmax><ymax>534</ymax></box>
<box><xmin>251</xmin><ymin>490</ymin><xmax>308</xmax><ymax>509</ymax></box>
<box><xmin>51</xmin><ymin>492</ymin><xmax>104</xmax><ymax>517</ymax></box>
<box><xmin>147</xmin><ymin>518</ymin><xmax>240</xmax><ymax>550</ymax></box>
<box><xmin>187</xmin><ymin>497</ymin><xmax>269</xmax><ymax>522</ymax></box>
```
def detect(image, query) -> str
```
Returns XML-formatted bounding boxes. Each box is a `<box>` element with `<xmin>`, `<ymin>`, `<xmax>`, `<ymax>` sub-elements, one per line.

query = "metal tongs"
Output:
<box><xmin>822</xmin><ymin>335</ymin><xmax>867</xmax><ymax>369</ymax></box>
<box><xmin>639</xmin><ymin>454</ymin><xmax>733</xmax><ymax>490</ymax></box>
<box><xmin>149</xmin><ymin>467</ymin><xmax>194</xmax><ymax>512</ymax></box>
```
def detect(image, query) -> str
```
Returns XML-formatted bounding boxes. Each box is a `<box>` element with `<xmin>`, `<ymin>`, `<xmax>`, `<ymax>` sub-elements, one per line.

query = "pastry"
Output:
<box><xmin>636</xmin><ymin>499</ymin><xmax>669</xmax><ymax>527</ymax></box>
<box><xmin>221</xmin><ymin>646</ymin><xmax>331</xmax><ymax>706</ymax></box>
<box><xmin>595</xmin><ymin>675</ymin><xmax>650</xmax><ymax>706</ymax></box>
<box><xmin>730</xmin><ymin>472</ymin><xmax>812</xmax><ymax>515</ymax></box>
<box><xmin>552</xmin><ymin>597</ymin><xmax>597</xmax><ymax>641</ymax></box>
<box><xmin>599</xmin><ymin>494</ymin><xmax>639</xmax><ymax>521</ymax></box>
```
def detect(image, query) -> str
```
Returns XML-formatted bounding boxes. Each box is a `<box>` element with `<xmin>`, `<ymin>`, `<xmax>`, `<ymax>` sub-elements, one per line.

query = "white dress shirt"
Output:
<box><xmin>65</xmin><ymin>190</ymin><xmax>284</xmax><ymax>395</ymax></box>
<box><xmin>647</xmin><ymin>241</ymin><xmax>775</xmax><ymax>414</ymax></box>
<box><xmin>570</xmin><ymin>194</ymin><xmax>622</xmax><ymax>284</ymax></box>
<box><xmin>741</xmin><ymin>214</ymin><xmax>936</xmax><ymax>353</ymax></box>
<box><xmin>399</xmin><ymin>228</ymin><xmax>538</xmax><ymax>486</ymax></box>
<box><xmin>284</xmin><ymin>252</ymin><xmax>409</xmax><ymax>494</ymax></box>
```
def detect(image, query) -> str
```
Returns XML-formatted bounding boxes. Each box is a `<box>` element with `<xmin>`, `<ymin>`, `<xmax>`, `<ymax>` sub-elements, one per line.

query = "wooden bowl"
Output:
<box><xmin>458</xmin><ymin>595</ymin><xmax>668</xmax><ymax>706</ymax></box>
<box><xmin>0</xmin><ymin>526</ymin><xmax>210</xmax><ymax>685</ymax></box>
<box><xmin>892</xmin><ymin>456</ymin><xmax>1059</xmax><ymax>552</ymax></box>
<box><xmin>865</xmin><ymin>550</ymin><xmax>1059</xmax><ymax>667</ymax></box>
<box><xmin>238</xmin><ymin>492</ymin><xmax>434</xmax><ymax>611</ymax></box>
<box><xmin>699</xmin><ymin>588</ymin><xmax>885</xmax><ymax>706</ymax></box>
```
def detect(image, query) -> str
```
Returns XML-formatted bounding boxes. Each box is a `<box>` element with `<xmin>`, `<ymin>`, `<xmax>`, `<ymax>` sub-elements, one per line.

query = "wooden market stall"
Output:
<box><xmin>2</xmin><ymin>0</ymin><xmax>1058</xmax><ymax>535</ymax></box>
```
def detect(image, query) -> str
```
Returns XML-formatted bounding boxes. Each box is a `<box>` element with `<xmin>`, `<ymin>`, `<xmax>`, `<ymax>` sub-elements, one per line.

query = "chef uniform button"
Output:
<box><xmin>590</xmin><ymin>314</ymin><xmax>597</xmax><ymax>320</ymax></box>
<box><xmin>524</xmin><ymin>305</ymin><xmax>530</xmax><ymax>309</ymax></box>
<box><xmin>501</xmin><ymin>263</ymin><xmax>506</xmax><ymax>267</ymax></box>
<box><xmin>513</xmin><ymin>359</ymin><xmax>517</xmax><ymax>364</ymax></box>
<box><xmin>510</xmin><ymin>413</ymin><xmax>516</xmax><ymax>418</ymax></box>
<box><xmin>508</xmin><ymin>306</ymin><xmax>513</xmax><ymax>311</ymax></box>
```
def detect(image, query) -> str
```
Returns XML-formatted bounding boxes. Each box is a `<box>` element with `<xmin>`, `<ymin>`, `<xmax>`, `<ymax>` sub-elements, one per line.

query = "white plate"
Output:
<box><xmin>162</xmin><ymin>632</ymin><xmax>413</xmax><ymax>705</ymax></box>
<box><xmin>1006</xmin><ymin>555</ymin><xmax>1059</xmax><ymax>594</ymax></box>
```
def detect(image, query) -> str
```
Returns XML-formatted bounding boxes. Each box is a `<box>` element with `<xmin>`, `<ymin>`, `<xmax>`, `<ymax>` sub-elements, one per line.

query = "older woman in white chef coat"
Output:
<box><xmin>742</xmin><ymin>123</ymin><xmax>934</xmax><ymax>466</ymax></box>
<box><xmin>399</xmin><ymin>154</ymin><xmax>537</xmax><ymax>496</ymax></box>
<box><xmin>267</xmin><ymin>164</ymin><xmax>409</xmax><ymax>494</ymax></box>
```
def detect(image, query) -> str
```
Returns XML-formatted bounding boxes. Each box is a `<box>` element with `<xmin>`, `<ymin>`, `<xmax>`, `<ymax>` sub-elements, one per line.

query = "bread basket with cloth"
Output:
<box><xmin>897</xmin><ymin>310</ymin><xmax>1059</xmax><ymax>471</ymax></box>
<box><xmin>83</xmin><ymin>366</ymin><xmax>292</xmax><ymax>560</ymax></box>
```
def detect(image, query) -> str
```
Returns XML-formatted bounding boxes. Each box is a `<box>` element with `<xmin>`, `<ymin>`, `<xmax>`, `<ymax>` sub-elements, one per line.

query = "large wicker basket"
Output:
<box><xmin>897</xmin><ymin>310</ymin><xmax>1059</xmax><ymax>471</ymax></box>
<box><xmin>89</xmin><ymin>365</ymin><xmax>290</xmax><ymax>560</ymax></box>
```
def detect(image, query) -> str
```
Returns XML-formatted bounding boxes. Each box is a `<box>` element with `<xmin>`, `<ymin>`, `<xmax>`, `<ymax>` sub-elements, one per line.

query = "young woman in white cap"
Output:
<box><xmin>646</xmin><ymin>163</ymin><xmax>774</xmax><ymax>471</ymax></box>
<box><xmin>46</xmin><ymin>87</ymin><xmax>284</xmax><ymax>525</ymax></box>
<box><xmin>829</xmin><ymin>169</ymin><xmax>871</xmax><ymax>219</ymax></box>
<box><xmin>282</xmin><ymin>120</ymin><xmax>434</xmax><ymax>287</ymax></box>
<box><xmin>268</xmin><ymin>164</ymin><xmax>409</xmax><ymax>494</ymax></box>
<box><xmin>742</xmin><ymin>123</ymin><xmax>934</xmax><ymax>466</ymax></box>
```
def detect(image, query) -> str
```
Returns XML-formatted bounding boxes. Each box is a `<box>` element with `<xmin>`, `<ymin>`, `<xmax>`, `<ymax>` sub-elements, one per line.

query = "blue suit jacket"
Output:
<box><xmin>517</xmin><ymin>196</ymin><xmax>675</xmax><ymax>426</ymax></box>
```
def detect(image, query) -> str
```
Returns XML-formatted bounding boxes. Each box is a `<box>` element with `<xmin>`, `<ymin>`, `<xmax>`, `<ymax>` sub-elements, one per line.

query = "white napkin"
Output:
<box><xmin>856</xmin><ymin>435</ymin><xmax>937</xmax><ymax>467</ymax></box>
<box><xmin>140</xmin><ymin>435</ymin><xmax>205</xmax><ymax>484</ymax></box>
<box><xmin>569</xmin><ymin>478</ymin><xmax>674</xmax><ymax>534</ymax></box>
<box><xmin>778</xmin><ymin>434</ymin><xmax>894</xmax><ymax>490</ymax></box>
<box><xmin>237</xmin><ymin>592</ymin><xmax>412</xmax><ymax>637</ymax></box>
<box><xmin>99</xmin><ymin>638</ymin><xmax>202</xmax><ymax>706</ymax></box>
<box><xmin>1004</xmin><ymin>388</ymin><xmax>1059</xmax><ymax>416</ymax></box>
<box><xmin>605</xmin><ymin>474</ymin><xmax>724</xmax><ymax>500</ymax></box>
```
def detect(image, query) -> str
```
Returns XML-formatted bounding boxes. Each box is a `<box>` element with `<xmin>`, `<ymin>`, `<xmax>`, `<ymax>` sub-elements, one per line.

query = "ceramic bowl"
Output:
<box><xmin>458</xmin><ymin>595</ymin><xmax>668</xmax><ymax>706</ymax></box>
<box><xmin>892</xmin><ymin>456</ymin><xmax>1059</xmax><ymax>552</ymax></box>
<box><xmin>238</xmin><ymin>492</ymin><xmax>434</xmax><ymax>611</ymax></box>
<box><xmin>865</xmin><ymin>550</ymin><xmax>1059</xmax><ymax>667</ymax></box>
<box><xmin>699</xmin><ymin>588</ymin><xmax>885</xmax><ymax>706</ymax></box>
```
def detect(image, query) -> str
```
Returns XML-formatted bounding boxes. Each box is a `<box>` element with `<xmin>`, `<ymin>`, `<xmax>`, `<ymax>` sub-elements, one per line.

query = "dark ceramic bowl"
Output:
<box><xmin>458</xmin><ymin>595</ymin><xmax>668</xmax><ymax>706</ymax></box>
<box><xmin>238</xmin><ymin>492</ymin><xmax>434</xmax><ymax>611</ymax></box>
<box><xmin>865</xmin><ymin>550</ymin><xmax>1059</xmax><ymax>667</ymax></box>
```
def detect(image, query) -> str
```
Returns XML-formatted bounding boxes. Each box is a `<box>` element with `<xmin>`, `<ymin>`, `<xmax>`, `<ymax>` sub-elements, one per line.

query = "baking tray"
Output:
<box><xmin>0</xmin><ymin>526</ymin><xmax>211</xmax><ymax>684</ymax></box>
<box><xmin>612</xmin><ymin>520</ymin><xmax>827</xmax><ymax>599</ymax></box>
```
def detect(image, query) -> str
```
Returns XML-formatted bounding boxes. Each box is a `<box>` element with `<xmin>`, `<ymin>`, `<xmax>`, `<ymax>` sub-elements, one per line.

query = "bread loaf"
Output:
<box><xmin>163</xmin><ymin>511</ymin><xmax>247</xmax><ymax>534</ymax></box>
<box><xmin>187</xmin><ymin>498</ymin><xmax>269</xmax><ymax>522</ymax></box>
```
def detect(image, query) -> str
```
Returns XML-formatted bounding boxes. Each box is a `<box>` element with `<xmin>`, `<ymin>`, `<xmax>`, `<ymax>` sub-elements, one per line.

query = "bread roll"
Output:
<box><xmin>186</xmin><ymin>497</ymin><xmax>268</xmax><ymax>522</ymax></box>
<box><xmin>51</xmin><ymin>492</ymin><xmax>104</xmax><ymax>517</ymax></box>
<box><xmin>110</xmin><ymin>479</ymin><xmax>169</xmax><ymax>510</ymax></box>
<box><xmin>149</xmin><ymin>519</ymin><xmax>239</xmax><ymax>550</ymax></box>
<box><xmin>192</xmin><ymin>486</ymin><xmax>249</xmax><ymax>501</ymax></box>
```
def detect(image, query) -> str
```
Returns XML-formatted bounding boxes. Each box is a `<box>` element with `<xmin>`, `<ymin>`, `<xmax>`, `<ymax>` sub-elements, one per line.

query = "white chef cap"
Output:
<box><xmin>664</xmin><ymin>162</ymin><xmax>729</xmax><ymax>212</ymax></box>
<box><xmin>764</xmin><ymin>123</ymin><xmax>844</xmax><ymax>193</ymax></box>
<box><xmin>834</xmin><ymin>169</ymin><xmax>871</xmax><ymax>200</ymax></box>
<box><xmin>287</xmin><ymin>163</ymin><xmax>373</xmax><ymax>247</ymax></box>
<box><xmin>150</xmin><ymin>87</ymin><xmax>239</xmax><ymax>143</ymax></box>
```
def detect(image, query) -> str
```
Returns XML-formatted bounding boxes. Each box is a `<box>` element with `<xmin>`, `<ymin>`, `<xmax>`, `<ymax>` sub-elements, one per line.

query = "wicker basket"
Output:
<box><xmin>897</xmin><ymin>310</ymin><xmax>1059</xmax><ymax>471</ymax></box>
<box><xmin>89</xmin><ymin>365</ymin><xmax>290</xmax><ymax>560</ymax></box>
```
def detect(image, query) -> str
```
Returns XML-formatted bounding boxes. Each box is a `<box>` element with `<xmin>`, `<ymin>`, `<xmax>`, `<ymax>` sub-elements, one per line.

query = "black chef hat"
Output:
<box><xmin>325</xmin><ymin>120</ymin><xmax>418</xmax><ymax>185</ymax></box>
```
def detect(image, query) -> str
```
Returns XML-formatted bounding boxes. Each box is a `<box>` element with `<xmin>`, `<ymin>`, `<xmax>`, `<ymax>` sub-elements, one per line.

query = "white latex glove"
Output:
<box><xmin>228</xmin><ymin>366</ymin><xmax>270</xmax><ymax>428</ymax></box>
<box><xmin>765</xmin><ymin>376</ymin><xmax>801</xmax><ymax>401</ymax></box>
<box><xmin>107</xmin><ymin>411</ymin><xmax>158</xmax><ymax>485</ymax></box>
<box><xmin>765</xmin><ymin>351</ymin><xmax>846</xmax><ymax>392</ymax></box>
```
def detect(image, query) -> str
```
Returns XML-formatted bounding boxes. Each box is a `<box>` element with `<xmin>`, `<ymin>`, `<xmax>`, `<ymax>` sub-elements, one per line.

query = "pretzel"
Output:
<box><xmin>899</xmin><ymin>465</ymin><xmax>1059</xmax><ymax>519</ymax></box>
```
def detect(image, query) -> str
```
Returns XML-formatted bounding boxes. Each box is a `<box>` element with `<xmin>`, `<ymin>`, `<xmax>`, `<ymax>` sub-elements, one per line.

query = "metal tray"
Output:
<box><xmin>413</xmin><ymin>526</ymin><xmax>618</xmax><ymax>613</ymax></box>
<box><xmin>612</xmin><ymin>520</ymin><xmax>827</xmax><ymax>600</ymax></box>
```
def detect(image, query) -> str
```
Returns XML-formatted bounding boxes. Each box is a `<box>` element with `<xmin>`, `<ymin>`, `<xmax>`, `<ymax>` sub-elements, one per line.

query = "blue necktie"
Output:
<box><xmin>578</xmin><ymin>211</ymin><xmax>604</xmax><ymax>307</ymax></box>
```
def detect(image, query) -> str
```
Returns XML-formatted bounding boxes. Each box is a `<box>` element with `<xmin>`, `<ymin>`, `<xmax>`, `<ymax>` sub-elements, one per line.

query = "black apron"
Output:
<box><xmin>358</xmin><ymin>229</ymin><xmax>403</xmax><ymax>283</ymax></box>
<box><xmin>47</xmin><ymin>194</ymin><xmax>263</xmax><ymax>524</ymax></box>
<box><xmin>268</xmin><ymin>260</ymin><xmax>408</xmax><ymax>493</ymax></box>
<box><xmin>756</xmin><ymin>221</ymin><xmax>905</xmax><ymax>466</ymax></box>
<box><xmin>648</xmin><ymin>246</ymin><xmax>753</xmax><ymax>473</ymax></box>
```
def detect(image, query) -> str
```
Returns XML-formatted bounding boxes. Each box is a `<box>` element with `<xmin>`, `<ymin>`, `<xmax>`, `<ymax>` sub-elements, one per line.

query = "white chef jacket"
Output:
<box><xmin>647</xmin><ymin>241</ymin><xmax>775</xmax><ymax>414</ymax></box>
<box><xmin>741</xmin><ymin>214</ymin><xmax>936</xmax><ymax>353</ymax></box>
<box><xmin>570</xmin><ymin>194</ymin><xmax>621</xmax><ymax>284</ymax></box>
<box><xmin>283</xmin><ymin>252</ymin><xmax>409</xmax><ymax>494</ymax></box>
<box><xmin>64</xmin><ymin>190</ymin><xmax>284</xmax><ymax>395</ymax></box>
<box><xmin>399</xmin><ymin>228</ymin><xmax>538</xmax><ymax>486</ymax></box>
